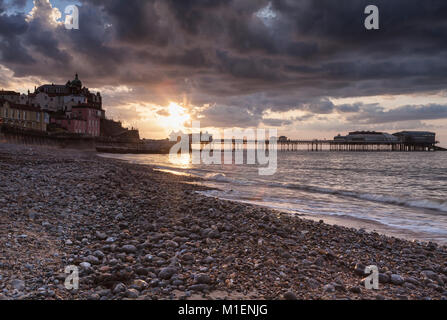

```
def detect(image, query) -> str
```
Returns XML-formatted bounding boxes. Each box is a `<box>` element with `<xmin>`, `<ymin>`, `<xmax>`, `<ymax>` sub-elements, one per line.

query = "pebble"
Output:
<box><xmin>283</xmin><ymin>291</ymin><xmax>297</xmax><ymax>300</ymax></box>
<box><xmin>390</xmin><ymin>274</ymin><xmax>405</xmax><ymax>285</ymax></box>
<box><xmin>1</xmin><ymin>145</ymin><xmax>446</xmax><ymax>301</ymax></box>
<box><xmin>11</xmin><ymin>280</ymin><xmax>25</xmax><ymax>292</ymax></box>
<box><xmin>194</xmin><ymin>274</ymin><xmax>211</xmax><ymax>284</ymax></box>
<box><xmin>113</xmin><ymin>283</ymin><xmax>126</xmax><ymax>294</ymax></box>
<box><xmin>159</xmin><ymin>267</ymin><xmax>176</xmax><ymax>280</ymax></box>
<box><xmin>121</xmin><ymin>245</ymin><xmax>137</xmax><ymax>253</ymax></box>
<box><xmin>349</xmin><ymin>286</ymin><xmax>362</xmax><ymax>294</ymax></box>
<box><xmin>126</xmin><ymin>289</ymin><xmax>139</xmax><ymax>298</ymax></box>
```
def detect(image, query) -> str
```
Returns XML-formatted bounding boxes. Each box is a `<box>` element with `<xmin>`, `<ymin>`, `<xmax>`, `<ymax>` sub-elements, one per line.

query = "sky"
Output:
<box><xmin>1</xmin><ymin>0</ymin><xmax>447</xmax><ymax>146</ymax></box>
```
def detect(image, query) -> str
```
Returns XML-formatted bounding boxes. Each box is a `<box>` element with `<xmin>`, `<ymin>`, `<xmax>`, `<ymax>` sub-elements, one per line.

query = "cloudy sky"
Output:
<box><xmin>1</xmin><ymin>0</ymin><xmax>447</xmax><ymax>145</ymax></box>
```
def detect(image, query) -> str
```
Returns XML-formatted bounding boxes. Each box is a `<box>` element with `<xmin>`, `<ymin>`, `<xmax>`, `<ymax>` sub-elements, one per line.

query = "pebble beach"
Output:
<box><xmin>1</xmin><ymin>144</ymin><xmax>447</xmax><ymax>300</ymax></box>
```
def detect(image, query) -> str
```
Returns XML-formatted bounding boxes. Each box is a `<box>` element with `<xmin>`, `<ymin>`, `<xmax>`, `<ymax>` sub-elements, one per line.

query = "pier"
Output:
<box><xmin>278</xmin><ymin>131</ymin><xmax>442</xmax><ymax>152</ymax></box>
<box><xmin>278</xmin><ymin>140</ymin><xmax>438</xmax><ymax>152</ymax></box>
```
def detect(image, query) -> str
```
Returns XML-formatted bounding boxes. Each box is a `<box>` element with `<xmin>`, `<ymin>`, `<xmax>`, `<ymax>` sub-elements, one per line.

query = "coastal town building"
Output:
<box><xmin>0</xmin><ymin>74</ymin><xmax>139</xmax><ymax>139</ymax></box>
<box><xmin>51</xmin><ymin>104</ymin><xmax>102</xmax><ymax>136</ymax></box>
<box><xmin>30</xmin><ymin>74</ymin><xmax>103</xmax><ymax>114</ymax></box>
<box><xmin>0</xmin><ymin>90</ymin><xmax>21</xmax><ymax>104</ymax></box>
<box><xmin>100</xmin><ymin>118</ymin><xmax>140</xmax><ymax>141</ymax></box>
<box><xmin>0</xmin><ymin>100</ymin><xmax>50</xmax><ymax>131</ymax></box>
<box><xmin>334</xmin><ymin>131</ymin><xmax>400</xmax><ymax>143</ymax></box>
<box><xmin>393</xmin><ymin>131</ymin><xmax>436</xmax><ymax>145</ymax></box>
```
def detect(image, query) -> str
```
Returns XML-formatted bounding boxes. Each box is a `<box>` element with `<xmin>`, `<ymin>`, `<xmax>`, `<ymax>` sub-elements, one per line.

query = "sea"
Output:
<box><xmin>99</xmin><ymin>151</ymin><xmax>447</xmax><ymax>244</ymax></box>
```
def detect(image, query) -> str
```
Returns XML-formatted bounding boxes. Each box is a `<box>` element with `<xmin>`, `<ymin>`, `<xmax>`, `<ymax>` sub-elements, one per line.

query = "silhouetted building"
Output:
<box><xmin>393</xmin><ymin>131</ymin><xmax>436</xmax><ymax>145</ymax></box>
<box><xmin>334</xmin><ymin>131</ymin><xmax>399</xmax><ymax>143</ymax></box>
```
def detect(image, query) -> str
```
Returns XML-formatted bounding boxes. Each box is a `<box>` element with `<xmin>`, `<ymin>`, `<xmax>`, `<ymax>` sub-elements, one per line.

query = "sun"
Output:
<box><xmin>160</xmin><ymin>102</ymin><xmax>191</xmax><ymax>131</ymax></box>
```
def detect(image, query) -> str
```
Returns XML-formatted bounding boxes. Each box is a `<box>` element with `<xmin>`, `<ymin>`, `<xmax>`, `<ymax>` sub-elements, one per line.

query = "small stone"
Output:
<box><xmin>93</xmin><ymin>250</ymin><xmax>105</xmax><ymax>259</ymax></box>
<box><xmin>132</xmin><ymin>279</ymin><xmax>148</xmax><ymax>291</ymax></box>
<box><xmin>354</xmin><ymin>263</ymin><xmax>366</xmax><ymax>276</ymax></box>
<box><xmin>149</xmin><ymin>279</ymin><xmax>160</xmax><ymax>287</ymax></box>
<box><xmin>202</xmin><ymin>256</ymin><xmax>215</xmax><ymax>264</ymax></box>
<box><xmin>189</xmin><ymin>284</ymin><xmax>210</xmax><ymax>292</ymax></box>
<box><xmin>194</xmin><ymin>274</ymin><xmax>211</xmax><ymax>284</ymax></box>
<box><xmin>307</xmin><ymin>278</ymin><xmax>319</xmax><ymax>289</ymax></box>
<box><xmin>378</xmin><ymin>273</ymin><xmax>390</xmax><ymax>283</ymax></box>
<box><xmin>105</xmin><ymin>237</ymin><xmax>116</xmax><ymax>243</ymax></box>
<box><xmin>85</xmin><ymin>255</ymin><xmax>100</xmax><ymax>265</ymax></box>
<box><xmin>126</xmin><ymin>289</ymin><xmax>139</xmax><ymax>298</ymax></box>
<box><xmin>164</xmin><ymin>240</ymin><xmax>179</xmax><ymax>248</ymax></box>
<box><xmin>323</xmin><ymin>284</ymin><xmax>335</xmax><ymax>293</ymax></box>
<box><xmin>405</xmin><ymin>277</ymin><xmax>420</xmax><ymax>286</ymax></box>
<box><xmin>283</xmin><ymin>291</ymin><xmax>297</xmax><ymax>300</ymax></box>
<box><xmin>97</xmin><ymin>289</ymin><xmax>111</xmax><ymax>297</ymax></box>
<box><xmin>349</xmin><ymin>286</ymin><xmax>362</xmax><ymax>294</ymax></box>
<box><xmin>80</xmin><ymin>262</ymin><xmax>91</xmax><ymax>269</ymax></box>
<box><xmin>390</xmin><ymin>274</ymin><xmax>404</xmax><ymax>285</ymax></box>
<box><xmin>96</xmin><ymin>231</ymin><xmax>107</xmax><ymax>240</ymax></box>
<box><xmin>159</xmin><ymin>267</ymin><xmax>176</xmax><ymax>280</ymax></box>
<box><xmin>121</xmin><ymin>245</ymin><xmax>137</xmax><ymax>253</ymax></box>
<box><xmin>113</xmin><ymin>283</ymin><xmax>126</xmax><ymax>294</ymax></box>
<box><xmin>11</xmin><ymin>279</ymin><xmax>25</xmax><ymax>291</ymax></box>
<box><xmin>88</xmin><ymin>293</ymin><xmax>100</xmax><ymax>300</ymax></box>
<box><xmin>421</xmin><ymin>270</ymin><xmax>438</xmax><ymax>281</ymax></box>
<box><xmin>144</xmin><ymin>254</ymin><xmax>153</xmax><ymax>262</ymax></box>
<box><xmin>28</xmin><ymin>211</ymin><xmax>39</xmax><ymax>220</ymax></box>
<box><xmin>182</xmin><ymin>253</ymin><xmax>194</xmax><ymax>261</ymax></box>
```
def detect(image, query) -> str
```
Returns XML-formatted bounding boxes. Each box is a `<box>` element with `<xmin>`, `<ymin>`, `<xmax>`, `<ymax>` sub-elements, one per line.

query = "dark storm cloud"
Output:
<box><xmin>10</xmin><ymin>0</ymin><xmax>27</xmax><ymax>8</ymax></box>
<box><xmin>262</xmin><ymin>118</ymin><xmax>292</xmax><ymax>126</ymax></box>
<box><xmin>199</xmin><ymin>104</ymin><xmax>263</xmax><ymax>128</ymax></box>
<box><xmin>0</xmin><ymin>0</ymin><xmax>447</xmax><ymax>128</ymax></box>
<box><xmin>347</xmin><ymin>103</ymin><xmax>447</xmax><ymax>124</ymax></box>
<box><xmin>335</xmin><ymin>103</ymin><xmax>361</xmax><ymax>113</ymax></box>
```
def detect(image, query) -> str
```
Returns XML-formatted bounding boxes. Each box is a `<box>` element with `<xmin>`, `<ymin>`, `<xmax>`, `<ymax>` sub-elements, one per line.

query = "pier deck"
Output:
<box><xmin>278</xmin><ymin>140</ymin><xmax>438</xmax><ymax>152</ymax></box>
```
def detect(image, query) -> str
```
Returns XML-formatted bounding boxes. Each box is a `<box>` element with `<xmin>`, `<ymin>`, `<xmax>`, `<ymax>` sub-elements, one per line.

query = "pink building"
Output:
<box><xmin>50</xmin><ymin>104</ymin><xmax>102</xmax><ymax>137</ymax></box>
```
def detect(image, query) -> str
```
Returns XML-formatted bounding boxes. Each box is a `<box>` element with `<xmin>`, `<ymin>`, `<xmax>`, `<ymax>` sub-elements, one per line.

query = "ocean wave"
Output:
<box><xmin>203</xmin><ymin>172</ymin><xmax>253</xmax><ymax>185</ymax></box>
<box><xmin>273</xmin><ymin>183</ymin><xmax>447</xmax><ymax>213</ymax></box>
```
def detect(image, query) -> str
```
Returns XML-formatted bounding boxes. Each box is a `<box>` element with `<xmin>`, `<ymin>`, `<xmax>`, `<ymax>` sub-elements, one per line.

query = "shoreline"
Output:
<box><xmin>1</xmin><ymin>144</ymin><xmax>447</xmax><ymax>300</ymax></box>
<box><xmin>98</xmin><ymin>152</ymin><xmax>447</xmax><ymax>246</ymax></box>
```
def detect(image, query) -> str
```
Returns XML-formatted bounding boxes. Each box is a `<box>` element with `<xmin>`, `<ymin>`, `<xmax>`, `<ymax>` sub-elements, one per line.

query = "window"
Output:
<box><xmin>36</xmin><ymin>112</ymin><xmax>40</xmax><ymax>122</ymax></box>
<box><xmin>23</xmin><ymin>111</ymin><xmax>27</xmax><ymax>120</ymax></box>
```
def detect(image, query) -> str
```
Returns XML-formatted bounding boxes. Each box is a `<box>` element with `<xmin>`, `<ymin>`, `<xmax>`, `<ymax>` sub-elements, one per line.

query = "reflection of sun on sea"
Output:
<box><xmin>168</xmin><ymin>153</ymin><xmax>191</xmax><ymax>168</ymax></box>
<box><xmin>161</xmin><ymin>102</ymin><xmax>192</xmax><ymax>168</ymax></box>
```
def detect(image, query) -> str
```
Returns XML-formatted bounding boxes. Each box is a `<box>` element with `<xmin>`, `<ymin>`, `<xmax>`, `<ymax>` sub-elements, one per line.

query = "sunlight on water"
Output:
<box><xmin>167</xmin><ymin>153</ymin><xmax>192</xmax><ymax>168</ymax></box>
<box><xmin>99</xmin><ymin>151</ymin><xmax>447</xmax><ymax>244</ymax></box>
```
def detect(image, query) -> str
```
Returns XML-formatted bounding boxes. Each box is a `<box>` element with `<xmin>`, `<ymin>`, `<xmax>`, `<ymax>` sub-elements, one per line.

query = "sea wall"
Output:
<box><xmin>0</xmin><ymin>126</ymin><xmax>96</xmax><ymax>150</ymax></box>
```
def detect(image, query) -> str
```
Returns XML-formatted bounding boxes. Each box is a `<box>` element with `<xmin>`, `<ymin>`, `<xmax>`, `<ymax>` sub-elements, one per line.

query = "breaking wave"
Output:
<box><xmin>275</xmin><ymin>183</ymin><xmax>447</xmax><ymax>213</ymax></box>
